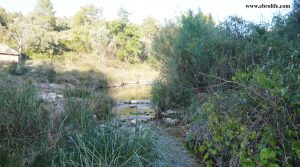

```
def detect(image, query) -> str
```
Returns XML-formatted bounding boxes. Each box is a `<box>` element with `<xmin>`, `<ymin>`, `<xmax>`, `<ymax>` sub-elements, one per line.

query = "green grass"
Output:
<box><xmin>63</xmin><ymin>86</ymin><xmax>92</xmax><ymax>98</ymax></box>
<box><xmin>0</xmin><ymin>80</ymin><xmax>49</xmax><ymax>167</ymax></box>
<box><xmin>0</xmin><ymin>53</ymin><xmax>170</xmax><ymax>167</ymax></box>
<box><xmin>56</xmin><ymin>125</ymin><xmax>173</xmax><ymax>167</ymax></box>
<box><xmin>0</xmin><ymin>74</ymin><xmax>171</xmax><ymax>167</ymax></box>
<box><xmin>57</xmin><ymin>92</ymin><xmax>172</xmax><ymax>167</ymax></box>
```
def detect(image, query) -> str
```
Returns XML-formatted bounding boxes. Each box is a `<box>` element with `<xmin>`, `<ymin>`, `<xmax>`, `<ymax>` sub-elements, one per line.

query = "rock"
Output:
<box><xmin>130</xmin><ymin>119</ymin><xmax>137</xmax><ymax>125</ymax></box>
<box><xmin>121</xmin><ymin>100</ymin><xmax>150</xmax><ymax>104</ymax></box>
<box><xmin>122</xmin><ymin>100</ymin><xmax>132</xmax><ymax>104</ymax></box>
<box><xmin>164</xmin><ymin>118</ymin><xmax>179</xmax><ymax>126</ymax></box>
<box><xmin>129</xmin><ymin>105</ymin><xmax>137</xmax><ymax>108</ymax></box>
<box><xmin>130</xmin><ymin>100</ymin><xmax>139</xmax><ymax>104</ymax></box>
<box><xmin>49</xmin><ymin>83</ymin><xmax>65</xmax><ymax>89</ymax></box>
<box><xmin>162</xmin><ymin>110</ymin><xmax>177</xmax><ymax>117</ymax></box>
<box><xmin>39</xmin><ymin>92</ymin><xmax>63</xmax><ymax>102</ymax></box>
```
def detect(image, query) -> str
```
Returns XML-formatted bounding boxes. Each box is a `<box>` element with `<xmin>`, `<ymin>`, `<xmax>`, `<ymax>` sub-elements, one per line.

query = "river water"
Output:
<box><xmin>108</xmin><ymin>84</ymin><xmax>202</xmax><ymax>167</ymax></box>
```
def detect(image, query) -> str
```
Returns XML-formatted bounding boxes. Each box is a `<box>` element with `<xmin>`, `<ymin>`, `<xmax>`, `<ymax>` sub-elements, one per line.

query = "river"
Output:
<box><xmin>108</xmin><ymin>84</ymin><xmax>202</xmax><ymax>167</ymax></box>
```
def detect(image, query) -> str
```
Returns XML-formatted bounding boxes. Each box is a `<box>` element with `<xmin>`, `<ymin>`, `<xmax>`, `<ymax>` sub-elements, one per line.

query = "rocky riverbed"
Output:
<box><xmin>37</xmin><ymin>83</ymin><xmax>201</xmax><ymax>166</ymax></box>
<box><xmin>112</xmin><ymin>99</ymin><xmax>201</xmax><ymax>167</ymax></box>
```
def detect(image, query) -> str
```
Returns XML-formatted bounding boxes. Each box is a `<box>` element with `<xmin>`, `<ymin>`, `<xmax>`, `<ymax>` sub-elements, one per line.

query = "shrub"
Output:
<box><xmin>152</xmin><ymin>4</ymin><xmax>300</xmax><ymax>166</ymax></box>
<box><xmin>186</xmin><ymin>83</ymin><xmax>299</xmax><ymax>166</ymax></box>
<box><xmin>151</xmin><ymin>80</ymin><xmax>191</xmax><ymax>111</ymax></box>
<box><xmin>45</xmin><ymin>66</ymin><xmax>56</xmax><ymax>83</ymax></box>
<box><xmin>7</xmin><ymin>62</ymin><xmax>29</xmax><ymax>76</ymax></box>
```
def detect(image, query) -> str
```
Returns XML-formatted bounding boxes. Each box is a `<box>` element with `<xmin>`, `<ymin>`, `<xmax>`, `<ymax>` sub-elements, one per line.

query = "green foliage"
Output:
<box><xmin>0</xmin><ymin>2</ymin><xmax>152</xmax><ymax>63</ymax></box>
<box><xmin>56</xmin><ymin>125</ymin><xmax>173</xmax><ymax>167</ymax></box>
<box><xmin>88</xmin><ymin>91</ymin><xmax>113</xmax><ymax>120</ymax></box>
<box><xmin>151</xmin><ymin>11</ymin><xmax>220</xmax><ymax>109</ymax></box>
<box><xmin>45</xmin><ymin>66</ymin><xmax>56</xmax><ymax>83</ymax></box>
<box><xmin>0</xmin><ymin>7</ymin><xmax>12</xmax><ymax>27</ymax></box>
<box><xmin>7</xmin><ymin>62</ymin><xmax>29</xmax><ymax>76</ymax></box>
<box><xmin>151</xmin><ymin>80</ymin><xmax>191</xmax><ymax>110</ymax></box>
<box><xmin>58</xmin><ymin>88</ymin><xmax>170</xmax><ymax>167</ymax></box>
<box><xmin>118</xmin><ymin>8</ymin><xmax>130</xmax><ymax>23</ymax></box>
<box><xmin>71</xmin><ymin>4</ymin><xmax>102</xmax><ymax>27</ymax></box>
<box><xmin>63</xmin><ymin>87</ymin><xmax>113</xmax><ymax>120</ymax></box>
<box><xmin>152</xmin><ymin>5</ymin><xmax>300</xmax><ymax>166</ymax></box>
<box><xmin>63</xmin><ymin>97</ymin><xmax>97</xmax><ymax>132</ymax></box>
<box><xmin>140</xmin><ymin>16</ymin><xmax>160</xmax><ymax>61</ymax></box>
<box><xmin>34</xmin><ymin>0</ymin><xmax>56</xmax><ymax>29</ymax></box>
<box><xmin>107</xmin><ymin>20</ymin><xmax>142</xmax><ymax>63</ymax></box>
<box><xmin>68</xmin><ymin>25</ymin><xmax>92</xmax><ymax>52</ymax></box>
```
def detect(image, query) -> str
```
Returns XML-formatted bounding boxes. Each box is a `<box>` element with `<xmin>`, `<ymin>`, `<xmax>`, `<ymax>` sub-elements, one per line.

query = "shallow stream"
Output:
<box><xmin>108</xmin><ymin>84</ymin><xmax>202</xmax><ymax>167</ymax></box>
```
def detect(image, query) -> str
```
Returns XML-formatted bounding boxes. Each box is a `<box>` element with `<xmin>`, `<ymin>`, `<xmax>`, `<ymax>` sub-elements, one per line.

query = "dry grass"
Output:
<box><xmin>27</xmin><ymin>52</ymin><xmax>158</xmax><ymax>86</ymax></box>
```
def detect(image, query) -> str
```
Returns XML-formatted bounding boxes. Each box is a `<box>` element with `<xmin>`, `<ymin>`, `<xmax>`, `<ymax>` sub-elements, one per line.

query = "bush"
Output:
<box><xmin>7</xmin><ymin>62</ymin><xmax>29</xmax><ymax>76</ymax></box>
<box><xmin>186</xmin><ymin>83</ymin><xmax>299</xmax><ymax>166</ymax></box>
<box><xmin>152</xmin><ymin>5</ymin><xmax>300</xmax><ymax>166</ymax></box>
<box><xmin>107</xmin><ymin>20</ymin><xmax>143</xmax><ymax>63</ymax></box>
<box><xmin>45</xmin><ymin>66</ymin><xmax>56</xmax><ymax>83</ymax></box>
<box><xmin>151</xmin><ymin>80</ymin><xmax>191</xmax><ymax>111</ymax></box>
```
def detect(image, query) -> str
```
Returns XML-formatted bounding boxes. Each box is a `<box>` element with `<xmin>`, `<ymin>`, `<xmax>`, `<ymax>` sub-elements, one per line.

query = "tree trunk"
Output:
<box><xmin>18</xmin><ymin>46</ymin><xmax>22</xmax><ymax>63</ymax></box>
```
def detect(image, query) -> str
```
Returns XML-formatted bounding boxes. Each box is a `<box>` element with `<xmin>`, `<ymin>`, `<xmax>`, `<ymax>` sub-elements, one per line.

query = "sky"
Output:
<box><xmin>0</xmin><ymin>0</ymin><xmax>294</xmax><ymax>24</ymax></box>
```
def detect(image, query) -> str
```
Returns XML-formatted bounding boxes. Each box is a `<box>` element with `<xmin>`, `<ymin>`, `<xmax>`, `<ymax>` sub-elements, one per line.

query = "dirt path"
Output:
<box><xmin>160</xmin><ymin>129</ymin><xmax>202</xmax><ymax>167</ymax></box>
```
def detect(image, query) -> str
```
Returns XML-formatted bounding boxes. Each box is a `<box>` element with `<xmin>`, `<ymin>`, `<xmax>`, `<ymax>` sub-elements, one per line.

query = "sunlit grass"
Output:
<box><xmin>28</xmin><ymin>52</ymin><xmax>158</xmax><ymax>86</ymax></box>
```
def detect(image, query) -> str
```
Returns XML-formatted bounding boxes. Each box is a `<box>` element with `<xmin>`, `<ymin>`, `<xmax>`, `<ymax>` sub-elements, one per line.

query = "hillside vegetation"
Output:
<box><xmin>151</xmin><ymin>1</ymin><xmax>300</xmax><ymax>166</ymax></box>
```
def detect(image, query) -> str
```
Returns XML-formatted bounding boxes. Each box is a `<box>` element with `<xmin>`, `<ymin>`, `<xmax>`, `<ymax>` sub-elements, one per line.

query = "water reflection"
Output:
<box><xmin>108</xmin><ymin>84</ymin><xmax>152</xmax><ymax>101</ymax></box>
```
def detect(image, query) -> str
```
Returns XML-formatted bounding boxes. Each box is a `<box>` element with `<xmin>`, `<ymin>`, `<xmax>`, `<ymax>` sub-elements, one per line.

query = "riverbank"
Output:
<box><xmin>0</xmin><ymin>57</ymin><xmax>203</xmax><ymax>166</ymax></box>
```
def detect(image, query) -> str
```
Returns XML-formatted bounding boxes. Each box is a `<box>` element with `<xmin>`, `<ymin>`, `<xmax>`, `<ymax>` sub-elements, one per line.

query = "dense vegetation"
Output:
<box><xmin>152</xmin><ymin>1</ymin><xmax>299</xmax><ymax>166</ymax></box>
<box><xmin>0</xmin><ymin>62</ymin><xmax>171</xmax><ymax>166</ymax></box>
<box><xmin>1</xmin><ymin>0</ymin><xmax>299</xmax><ymax>166</ymax></box>
<box><xmin>0</xmin><ymin>0</ymin><xmax>159</xmax><ymax>63</ymax></box>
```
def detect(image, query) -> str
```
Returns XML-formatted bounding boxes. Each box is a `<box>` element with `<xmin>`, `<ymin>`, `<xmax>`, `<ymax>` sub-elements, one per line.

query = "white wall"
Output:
<box><xmin>0</xmin><ymin>55</ymin><xmax>19</xmax><ymax>63</ymax></box>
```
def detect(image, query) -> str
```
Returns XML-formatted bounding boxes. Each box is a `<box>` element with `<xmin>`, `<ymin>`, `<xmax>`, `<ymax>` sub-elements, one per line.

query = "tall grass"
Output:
<box><xmin>0</xmin><ymin>80</ymin><xmax>49</xmax><ymax>167</ymax></box>
<box><xmin>0</xmin><ymin>64</ymin><xmax>171</xmax><ymax>167</ymax></box>
<box><xmin>56</xmin><ymin>89</ymin><xmax>173</xmax><ymax>167</ymax></box>
<box><xmin>64</xmin><ymin>86</ymin><xmax>92</xmax><ymax>98</ymax></box>
<box><xmin>56</xmin><ymin>125</ymin><xmax>173</xmax><ymax>167</ymax></box>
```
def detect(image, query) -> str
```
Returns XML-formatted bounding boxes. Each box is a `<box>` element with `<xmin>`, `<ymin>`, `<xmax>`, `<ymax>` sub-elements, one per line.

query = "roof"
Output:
<box><xmin>0</xmin><ymin>44</ymin><xmax>18</xmax><ymax>55</ymax></box>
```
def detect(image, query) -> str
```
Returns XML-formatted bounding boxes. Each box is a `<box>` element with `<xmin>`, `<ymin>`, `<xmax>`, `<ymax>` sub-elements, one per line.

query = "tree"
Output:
<box><xmin>107</xmin><ymin>20</ymin><xmax>142</xmax><ymax>63</ymax></box>
<box><xmin>0</xmin><ymin>7</ymin><xmax>10</xmax><ymax>27</ymax></box>
<box><xmin>90</xmin><ymin>26</ymin><xmax>110</xmax><ymax>56</ymax></box>
<box><xmin>287</xmin><ymin>0</ymin><xmax>300</xmax><ymax>38</ymax></box>
<box><xmin>34</xmin><ymin>0</ymin><xmax>56</xmax><ymax>29</ymax></box>
<box><xmin>9</xmin><ymin>16</ymin><xmax>32</xmax><ymax>52</ymax></box>
<box><xmin>141</xmin><ymin>17</ymin><xmax>159</xmax><ymax>40</ymax></box>
<box><xmin>71</xmin><ymin>4</ymin><xmax>102</xmax><ymax>27</ymax></box>
<box><xmin>55</xmin><ymin>16</ymin><xmax>70</xmax><ymax>31</ymax></box>
<box><xmin>118</xmin><ymin>8</ymin><xmax>130</xmax><ymax>23</ymax></box>
<box><xmin>140</xmin><ymin>16</ymin><xmax>160</xmax><ymax>60</ymax></box>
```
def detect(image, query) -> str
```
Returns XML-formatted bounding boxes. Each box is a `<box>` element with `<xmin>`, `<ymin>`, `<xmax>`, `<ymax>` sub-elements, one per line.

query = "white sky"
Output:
<box><xmin>0</xmin><ymin>0</ymin><xmax>294</xmax><ymax>24</ymax></box>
